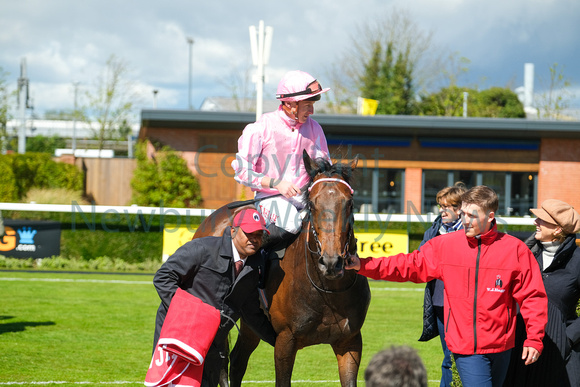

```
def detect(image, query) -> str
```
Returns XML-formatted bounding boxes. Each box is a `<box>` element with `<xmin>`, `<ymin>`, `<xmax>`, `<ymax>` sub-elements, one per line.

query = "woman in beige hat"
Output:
<box><xmin>505</xmin><ymin>199</ymin><xmax>580</xmax><ymax>387</ymax></box>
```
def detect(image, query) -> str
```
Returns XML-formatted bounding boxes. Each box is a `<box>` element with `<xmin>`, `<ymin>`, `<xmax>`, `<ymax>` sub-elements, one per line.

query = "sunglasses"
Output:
<box><xmin>276</xmin><ymin>80</ymin><xmax>323</xmax><ymax>99</ymax></box>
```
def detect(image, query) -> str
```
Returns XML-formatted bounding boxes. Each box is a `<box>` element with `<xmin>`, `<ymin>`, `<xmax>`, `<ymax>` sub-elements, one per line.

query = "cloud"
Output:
<box><xmin>0</xmin><ymin>0</ymin><xmax>578</xmax><ymax>115</ymax></box>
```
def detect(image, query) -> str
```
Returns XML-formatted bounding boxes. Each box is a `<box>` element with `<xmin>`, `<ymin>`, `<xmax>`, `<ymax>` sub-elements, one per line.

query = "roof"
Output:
<box><xmin>141</xmin><ymin>109</ymin><xmax>580</xmax><ymax>140</ymax></box>
<box><xmin>7</xmin><ymin>119</ymin><xmax>140</xmax><ymax>138</ymax></box>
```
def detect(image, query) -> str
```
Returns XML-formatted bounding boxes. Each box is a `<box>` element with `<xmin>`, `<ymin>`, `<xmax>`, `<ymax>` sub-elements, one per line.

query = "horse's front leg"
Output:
<box><xmin>332</xmin><ymin>332</ymin><xmax>363</xmax><ymax>387</ymax></box>
<box><xmin>274</xmin><ymin>329</ymin><xmax>298</xmax><ymax>387</ymax></box>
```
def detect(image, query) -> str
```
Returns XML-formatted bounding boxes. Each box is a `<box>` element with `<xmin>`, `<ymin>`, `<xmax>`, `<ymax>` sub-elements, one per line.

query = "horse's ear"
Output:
<box><xmin>350</xmin><ymin>154</ymin><xmax>360</xmax><ymax>171</ymax></box>
<box><xmin>303</xmin><ymin>150</ymin><xmax>316</xmax><ymax>177</ymax></box>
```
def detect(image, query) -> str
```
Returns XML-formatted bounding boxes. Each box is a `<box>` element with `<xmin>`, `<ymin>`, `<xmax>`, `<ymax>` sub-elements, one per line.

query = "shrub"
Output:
<box><xmin>0</xmin><ymin>157</ymin><xmax>18</xmax><ymax>201</ymax></box>
<box><xmin>0</xmin><ymin>255</ymin><xmax>161</xmax><ymax>273</ymax></box>
<box><xmin>26</xmin><ymin>135</ymin><xmax>67</xmax><ymax>154</ymax></box>
<box><xmin>131</xmin><ymin>141</ymin><xmax>202</xmax><ymax>208</ymax></box>
<box><xmin>0</xmin><ymin>153</ymin><xmax>83</xmax><ymax>200</ymax></box>
<box><xmin>24</xmin><ymin>187</ymin><xmax>88</xmax><ymax>205</ymax></box>
<box><xmin>35</xmin><ymin>158</ymin><xmax>83</xmax><ymax>191</ymax></box>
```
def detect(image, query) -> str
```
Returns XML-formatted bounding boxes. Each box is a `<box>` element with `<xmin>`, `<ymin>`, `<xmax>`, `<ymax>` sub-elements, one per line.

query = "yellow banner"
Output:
<box><xmin>354</xmin><ymin>230</ymin><xmax>408</xmax><ymax>257</ymax></box>
<box><xmin>358</xmin><ymin>97</ymin><xmax>379</xmax><ymax>116</ymax></box>
<box><xmin>162</xmin><ymin>226</ymin><xmax>196</xmax><ymax>261</ymax></box>
<box><xmin>162</xmin><ymin>226</ymin><xmax>408</xmax><ymax>261</ymax></box>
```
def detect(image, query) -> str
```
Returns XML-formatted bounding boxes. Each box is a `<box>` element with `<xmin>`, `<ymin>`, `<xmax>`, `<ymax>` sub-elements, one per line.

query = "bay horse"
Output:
<box><xmin>193</xmin><ymin>151</ymin><xmax>371</xmax><ymax>386</ymax></box>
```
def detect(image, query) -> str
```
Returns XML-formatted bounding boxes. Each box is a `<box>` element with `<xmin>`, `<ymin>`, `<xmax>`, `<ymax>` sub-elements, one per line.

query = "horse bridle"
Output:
<box><xmin>304</xmin><ymin>177</ymin><xmax>358</xmax><ymax>294</ymax></box>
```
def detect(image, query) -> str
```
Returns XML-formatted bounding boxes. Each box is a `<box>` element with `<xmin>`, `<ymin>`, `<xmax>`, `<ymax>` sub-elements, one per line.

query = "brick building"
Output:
<box><xmin>139</xmin><ymin>109</ymin><xmax>580</xmax><ymax>214</ymax></box>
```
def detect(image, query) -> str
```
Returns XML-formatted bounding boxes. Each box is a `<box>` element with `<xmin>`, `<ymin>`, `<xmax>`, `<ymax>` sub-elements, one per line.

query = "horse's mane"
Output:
<box><xmin>306</xmin><ymin>157</ymin><xmax>354</xmax><ymax>183</ymax></box>
<box><xmin>305</xmin><ymin>158</ymin><xmax>356</xmax><ymax>204</ymax></box>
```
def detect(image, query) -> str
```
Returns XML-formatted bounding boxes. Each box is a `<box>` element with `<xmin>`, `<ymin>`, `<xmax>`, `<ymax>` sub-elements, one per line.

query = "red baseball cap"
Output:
<box><xmin>233</xmin><ymin>209</ymin><xmax>269</xmax><ymax>234</ymax></box>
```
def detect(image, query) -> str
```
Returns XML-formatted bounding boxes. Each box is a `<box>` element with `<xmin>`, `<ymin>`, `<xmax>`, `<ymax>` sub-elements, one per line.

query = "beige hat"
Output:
<box><xmin>530</xmin><ymin>199</ymin><xmax>580</xmax><ymax>234</ymax></box>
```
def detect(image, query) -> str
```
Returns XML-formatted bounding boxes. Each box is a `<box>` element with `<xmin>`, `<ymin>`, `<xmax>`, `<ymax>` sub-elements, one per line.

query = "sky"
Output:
<box><xmin>1</xmin><ymin>0</ymin><xmax>579</xmax><ymax>119</ymax></box>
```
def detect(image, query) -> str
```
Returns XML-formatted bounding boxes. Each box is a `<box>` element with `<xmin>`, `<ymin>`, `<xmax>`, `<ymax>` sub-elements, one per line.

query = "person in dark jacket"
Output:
<box><xmin>152</xmin><ymin>208</ymin><xmax>277</xmax><ymax>387</ymax></box>
<box><xmin>504</xmin><ymin>199</ymin><xmax>580</xmax><ymax>387</ymax></box>
<box><xmin>418</xmin><ymin>182</ymin><xmax>466</xmax><ymax>387</ymax></box>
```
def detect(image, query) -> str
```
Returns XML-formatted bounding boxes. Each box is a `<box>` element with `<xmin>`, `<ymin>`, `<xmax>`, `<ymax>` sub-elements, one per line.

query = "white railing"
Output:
<box><xmin>0</xmin><ymin>202</ymin><xmax>535</xmax><ymax>226</ymax></box>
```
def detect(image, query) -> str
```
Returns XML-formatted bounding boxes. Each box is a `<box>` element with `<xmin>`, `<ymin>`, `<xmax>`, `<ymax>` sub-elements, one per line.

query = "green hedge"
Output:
<box><xmin>0</xmin><ymin>158</ymin><xmax>18</xmax><ymax>202</ymax></box>
<box><xmin>0</xmin><ymin>153</ymin><xmax>83</xmax><ymax>201</ymax></box>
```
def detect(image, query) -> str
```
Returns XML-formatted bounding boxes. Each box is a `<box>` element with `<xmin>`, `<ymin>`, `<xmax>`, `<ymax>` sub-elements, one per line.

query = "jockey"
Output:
<box><xmin>231</xmin><ymin>70</ymin><xmax>331</xmax><ymax>251</ymax></box>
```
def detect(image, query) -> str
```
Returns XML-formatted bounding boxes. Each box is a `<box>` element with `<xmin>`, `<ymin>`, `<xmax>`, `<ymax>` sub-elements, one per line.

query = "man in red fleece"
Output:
<box><xmin>346</xmin><ymin>185</ymin><xmax>548</xmax><ymax>387</ymax></box>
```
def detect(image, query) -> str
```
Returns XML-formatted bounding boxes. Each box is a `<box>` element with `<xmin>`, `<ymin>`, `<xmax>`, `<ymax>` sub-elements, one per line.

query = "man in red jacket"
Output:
<box><xmin>346</xmin><ymin>185</ymin><xmax>548</xmax><ymax>387</ymax></box>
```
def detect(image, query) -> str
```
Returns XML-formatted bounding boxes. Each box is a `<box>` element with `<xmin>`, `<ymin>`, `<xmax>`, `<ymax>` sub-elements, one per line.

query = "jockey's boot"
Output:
<box><xmin>260</xmin><ymin>224</ymin><xmax>295</xmax><ymax>260</ymax></box>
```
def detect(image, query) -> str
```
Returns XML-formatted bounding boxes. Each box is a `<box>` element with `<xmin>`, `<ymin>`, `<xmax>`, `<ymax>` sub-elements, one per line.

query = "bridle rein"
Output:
<box><xmin>304</xmin><ymin>177</ymin><xmax>358</xmax><ymax>293</ymax></box>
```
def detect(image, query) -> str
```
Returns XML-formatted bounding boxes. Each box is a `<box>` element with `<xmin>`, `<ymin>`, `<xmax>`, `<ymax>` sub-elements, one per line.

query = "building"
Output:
<box><xmin>6</xmin><ymin>119</ymin><xmax>140</xmax><ymax>139</ymax></box>
<box><xmin>139</xmin><ymin>109</ymin><xmax>580</xmax><ymax>213</ymax></box>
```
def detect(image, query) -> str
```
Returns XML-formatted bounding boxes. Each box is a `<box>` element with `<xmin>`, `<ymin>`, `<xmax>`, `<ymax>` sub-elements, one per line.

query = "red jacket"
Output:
<box><xmin>359</xmin><ymin>222</ymin><xmax>547</xmax><ymax>355</ymax></box>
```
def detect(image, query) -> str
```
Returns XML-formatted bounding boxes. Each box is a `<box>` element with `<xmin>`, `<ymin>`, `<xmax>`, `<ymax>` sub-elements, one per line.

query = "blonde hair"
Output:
<box><xmin>553</xmin><ymin>228</ymin><xmax>567</xmax><ymax>243</ymax></box>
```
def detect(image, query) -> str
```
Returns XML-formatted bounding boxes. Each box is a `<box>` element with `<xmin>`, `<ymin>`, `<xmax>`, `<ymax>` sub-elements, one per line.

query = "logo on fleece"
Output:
<box><xmin>487</xmin><ymin>275</ymin><xmax>505</xmax><ymax>293</ymax></box>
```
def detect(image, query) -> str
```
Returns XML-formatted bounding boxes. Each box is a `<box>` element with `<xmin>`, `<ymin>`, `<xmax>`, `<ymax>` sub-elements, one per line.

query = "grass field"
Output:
<box><xmin>0</xmin><ymin>270</ymin><xmax>442</xmax><ymax>386</ymax></box>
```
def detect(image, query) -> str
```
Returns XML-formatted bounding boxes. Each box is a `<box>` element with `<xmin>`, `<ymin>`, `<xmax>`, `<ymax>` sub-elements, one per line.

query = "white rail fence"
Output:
<box><xmin>0</xmin><ymin>203</ymin><xmax>536</xmax><ymax>226</ymax></box>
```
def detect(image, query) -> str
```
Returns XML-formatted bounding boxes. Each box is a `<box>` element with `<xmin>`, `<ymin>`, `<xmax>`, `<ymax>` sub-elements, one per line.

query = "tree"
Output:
<box><xmin>535</xmin><ymin>63</ymin><xmax>575</xmax><ymax>120</ymax></box>
<box><xmin>417</xmin><ymin>86</ymin><xmax>525</xmax><ymax>118</ymax></box>
<box><xmin>323</xmin><ymin>64</ymin><xmax>357</xmax><ymax>114</ymax></box>
<box><xmin>472</xmin><ymin>87</ymin><xmax>525</xmax><ymax>118</ymax></box>
<box><xmin>219</xmin><ymin>60</ymin><xmax>256</xmax><ymax>112</ymax></box>
<box><xmin>131</xmin><ymin>141</ymin><xmax>202</xmax><ymax>208</ymax></box>
<box><xmin>358</xmin><ymin>41</ymin><xmax>416</xmax><ymax>115</ymax></box>
<box><xmin>82</xmin><ymin>54</ymin><xmax>141</xmax><ymax>149</ymax></box>
<box><xmin>326</xmin><ymin>8</ymin><xmax>436</xmax><ymax>114</ymax></box>
<box><xmin>0</xmin><ymin>66</ymin><xmax>14</xmax><ymax>153</ymax></box>
<box><xmin>416</xmin><ymin>86</ymin><xmax>468</xmax><ymax>117</ymax></box>
<box><xmin>360</xmin><ymin>41</ymin><xmax>383</xmax><ymax>101</ymax></box>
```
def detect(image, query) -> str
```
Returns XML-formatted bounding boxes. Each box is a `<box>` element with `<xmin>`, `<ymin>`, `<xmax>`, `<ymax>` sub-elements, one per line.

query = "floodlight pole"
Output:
<box><xmin>72</xmin><ymin>81</ymin><xmax>80</xmax><ymax>153</ymax></box>
<box><xmin>249</xmin><ymin>20</ymin><xmax>273</xmax><ymax>120</ymax></box>
<box><xmin>187</xmin><ymin>37</ymin><xmax>194</xmax><ymax>110</ymax></box>
<box><xmin>17</xmin><ymin>58</ymin><xmax>29</xmax><ymax>154</ymax></box>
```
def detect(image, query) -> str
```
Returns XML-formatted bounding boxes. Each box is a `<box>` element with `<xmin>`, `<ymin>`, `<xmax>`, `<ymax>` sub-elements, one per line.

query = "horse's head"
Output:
<box><xmin>303</xmin><ymin>150</ymin><xmax>358</xmax><ymax>280</ymax></box>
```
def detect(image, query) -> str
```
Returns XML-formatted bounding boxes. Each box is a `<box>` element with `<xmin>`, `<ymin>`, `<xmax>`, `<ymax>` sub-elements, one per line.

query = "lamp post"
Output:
<box><xmin>153</xmin><ymin>89</ymin><xmax>159</xmax><ymax>109</ymax></box>
<box><xmin>249</xmin><ymin>21</ymin><xmax>273</xmax><ymax>120</ymax></box>
<box><xmin>187</xmin><ymin>37</ymin><xmax>194</xmax><ymax>110</ymax></box>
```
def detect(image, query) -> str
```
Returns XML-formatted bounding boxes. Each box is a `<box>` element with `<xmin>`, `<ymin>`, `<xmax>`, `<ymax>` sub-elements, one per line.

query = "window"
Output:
<box><xmin>481</xmin><ymin>172</ymin><xmax>507</xmax><ymax>214</ymax></box>
<box><xmin>378</xmin><ymin>169</ymin><xmax>404</xmax><ymax>213</ymax></box>
<box><xmin>423</xmin><ymin>171</ymin><xmax>448</xmax><ymax>214</ymax></box>
<box><xmin>422</xmin><ymin>171</ymin><xmax>477</xmax><ymax>213</ymax></box>
<box><xmin>508</xmin><ymin>172</ymin><xmax>536</xmax><ymax>216</ymax></box>
<box><xmin>353</xmin><ymin>168</ymin><xmax>404</xmax><ymax>214</ymax></box>
<box><xmin>422</xmin><ymin>170</ymin><xmax>537</xmax><ymax>216</ymax></box>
